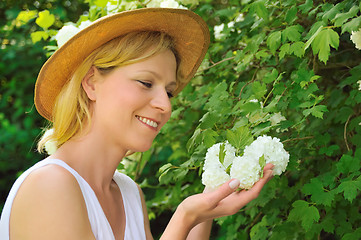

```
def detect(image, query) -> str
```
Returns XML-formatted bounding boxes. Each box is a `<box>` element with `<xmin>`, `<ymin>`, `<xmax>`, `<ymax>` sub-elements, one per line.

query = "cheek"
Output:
<box><xmin>163</xmin><ymin>111</ymin><xmax>172</xmax><ymax>125</ymax></box>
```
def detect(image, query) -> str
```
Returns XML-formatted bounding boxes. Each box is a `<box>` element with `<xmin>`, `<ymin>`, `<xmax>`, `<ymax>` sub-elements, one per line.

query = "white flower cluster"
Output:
<box><xmin>42</xmin><ymin>128</ymin><xmax>57</xmax><ymax>155</ymax></box>
<box><xmin>214</xmin><ymin>13</ymin><xmax>244</xmax><ymax>40</ymax></box>
<box><xmin>357</xmin><ymin>80</ymin><xmax>361</xmax><ymax>91</ymax></box>
<box><xmin>202</xmin><ymin>135</ymin><xmax>289</xmax><ymax>190</ymax></box>
<box><xmin>242</xmin><ymin>135</ymin><xmax>289</xmax><ymax>176</ymax></box>
<box><xmin>106</xmin><ymin>0</ymin><xmax>138</xmax><ymax>13</ymax></box>
<box><xmin>201</xmin><ymin>142</ymin><xmax>235</xmax><ymax>190</ymax></box>
<box><xmin>55</xmin><ymin>20</ymin><xmax>92</xmax><ymax>47</ymax></box>
<box><xmin>146</xmin><ymin>0</ymin><xmax>187</xmax><ymax>9</ymax></box>
<box><xmin>350</xmin><ymin>29</ymin><xmax>361</xmax><ymax>50</ymax></box>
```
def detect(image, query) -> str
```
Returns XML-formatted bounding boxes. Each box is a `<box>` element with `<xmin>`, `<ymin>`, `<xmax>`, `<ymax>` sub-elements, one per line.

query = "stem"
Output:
<box><xmin>282</xmin><ymin>136</ymin><xmax>314</xmax><ymax>144</ymax></box>
<box><xmin>344</xmin><ymin>114</ymin><xmax>352</xmax><ymax>151</ymax></box>
<box><xmin>196</xmin><ymin>56</ymin><xmax>236</xmax><ymax>74</ymax></box>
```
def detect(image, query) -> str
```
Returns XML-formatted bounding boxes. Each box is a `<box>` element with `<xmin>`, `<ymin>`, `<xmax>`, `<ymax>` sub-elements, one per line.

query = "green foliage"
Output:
<box><xmin>1</xmin><ymin>0</ymin><xmax>361</xmax><ymax>239</ymax></box>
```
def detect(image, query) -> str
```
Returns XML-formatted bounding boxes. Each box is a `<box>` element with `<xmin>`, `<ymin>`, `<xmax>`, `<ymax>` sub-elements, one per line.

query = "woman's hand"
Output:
<box><xmin>178</xmin><ymin>163</ymin><xmax>274</xmax><ymax>228</ymax></box>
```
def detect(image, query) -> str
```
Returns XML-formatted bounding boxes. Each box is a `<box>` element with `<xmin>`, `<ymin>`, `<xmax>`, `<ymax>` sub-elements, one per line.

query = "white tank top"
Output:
<box><xmin>0</xmin><ymin>159</ymin><xmax>146</xmax><ymax>240</ymax></box>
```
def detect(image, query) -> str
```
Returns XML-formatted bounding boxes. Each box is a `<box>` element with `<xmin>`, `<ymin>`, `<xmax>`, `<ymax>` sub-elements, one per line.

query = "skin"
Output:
<box><xmin>9</xmin><ymin>49</ymin><xmax>273</xmax><ymax>240</ymax></box>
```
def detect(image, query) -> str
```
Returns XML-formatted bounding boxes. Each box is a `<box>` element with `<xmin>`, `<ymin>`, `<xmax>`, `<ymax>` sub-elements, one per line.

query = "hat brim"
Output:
<box><xmin>34</xmin><ymin>8</ymin><xmax>210</xmax><ymax>121</ymax></box>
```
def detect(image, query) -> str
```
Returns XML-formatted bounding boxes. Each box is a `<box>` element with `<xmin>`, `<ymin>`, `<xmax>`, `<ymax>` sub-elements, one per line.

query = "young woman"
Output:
<box><xmin>0</xmin><ymin>8</ymin><xmax>274</xmax><ymax>240</ymax></box>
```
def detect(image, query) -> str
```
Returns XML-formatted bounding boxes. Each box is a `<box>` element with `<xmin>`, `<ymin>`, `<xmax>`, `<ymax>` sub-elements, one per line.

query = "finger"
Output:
<box><xmin>264</xmin><ymin>163</ymin><xmax>274</xmax><ymax>171</ymax></box>
<box><xmin>206</xmin><ymin>179</ymin><xmax>240</xmax><ymax>204</ymax></box>
<box><xmin>247</xmin><ymin>169</ymin><xmax>273</xmax><ymax>196</ymax></box>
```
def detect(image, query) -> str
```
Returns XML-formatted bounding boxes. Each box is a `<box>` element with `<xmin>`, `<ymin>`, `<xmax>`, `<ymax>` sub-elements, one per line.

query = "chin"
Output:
<box><xmin>130</xmin><ymin>142</ymin><xmax>153</xmax><ymax>153</ymax></box>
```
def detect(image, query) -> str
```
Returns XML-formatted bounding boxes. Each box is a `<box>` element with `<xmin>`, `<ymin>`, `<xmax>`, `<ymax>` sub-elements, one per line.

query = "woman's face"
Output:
<box><xmin>87</xmin><ymin>50</ymin><xmax>177</xmax><ymax>152</ymax></box>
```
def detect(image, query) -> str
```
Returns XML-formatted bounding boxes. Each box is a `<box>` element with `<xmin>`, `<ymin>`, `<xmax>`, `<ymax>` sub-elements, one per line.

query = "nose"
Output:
<box><xmin>150</xmin><ymin>88</ymin><xmax>172</xmax><ymax>113</ymax></box>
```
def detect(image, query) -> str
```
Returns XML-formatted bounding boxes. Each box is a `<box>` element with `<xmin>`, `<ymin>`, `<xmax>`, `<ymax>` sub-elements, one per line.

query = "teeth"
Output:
<box><xmin>138</xmin><ymin>116</ymin><xmax>158</xmax><ymax>128</ymax></box>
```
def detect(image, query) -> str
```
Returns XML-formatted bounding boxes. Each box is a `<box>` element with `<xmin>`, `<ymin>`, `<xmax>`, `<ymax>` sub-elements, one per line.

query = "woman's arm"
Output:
<box><xmin>161</xmin><ymin>163</ymin><xmax>274</xmax><ymax>240</ymax></box>
<box><xmin>9</xmin><ymin>165</ymin><xmax>95</xmax><ymax>240</ymax></box>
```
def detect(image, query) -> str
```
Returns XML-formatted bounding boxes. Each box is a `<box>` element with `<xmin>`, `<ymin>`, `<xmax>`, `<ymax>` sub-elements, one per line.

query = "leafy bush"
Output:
<box><xmin>1</xmin><ymin>0</ymin><xmax>361</xmax><ymax>239</ymax></box>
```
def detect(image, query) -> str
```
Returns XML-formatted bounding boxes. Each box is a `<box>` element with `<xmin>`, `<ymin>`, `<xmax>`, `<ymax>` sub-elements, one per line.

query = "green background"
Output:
<box><xmin>1</xmin><ymin>0</ymin><xmax>361</xmax><ymax>239</ymax></box>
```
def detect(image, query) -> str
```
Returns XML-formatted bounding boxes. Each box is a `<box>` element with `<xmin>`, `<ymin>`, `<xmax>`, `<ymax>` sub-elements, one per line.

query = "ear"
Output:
<box><xmin>82</xmin><ymin>66</ymin><xmax>97</xmax><ymax>101</ymax></box>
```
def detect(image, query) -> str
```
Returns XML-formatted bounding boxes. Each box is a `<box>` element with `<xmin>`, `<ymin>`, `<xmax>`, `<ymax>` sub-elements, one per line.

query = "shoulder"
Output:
<box><xmin>10</xmin><ymin>164</ymin><xmax>95</xmax><ymax>240</ymax></box>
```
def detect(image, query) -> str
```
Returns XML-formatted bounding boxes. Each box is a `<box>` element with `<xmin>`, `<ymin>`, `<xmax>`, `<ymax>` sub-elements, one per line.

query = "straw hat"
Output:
<box><xmin>34</xmin><ymin>8</ymin><xmax>210</xmax><ymax>121</ymax></box>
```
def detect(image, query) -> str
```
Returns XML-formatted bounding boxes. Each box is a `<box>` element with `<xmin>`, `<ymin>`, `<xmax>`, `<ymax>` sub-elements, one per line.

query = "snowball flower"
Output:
<box><xmin>230</xmin><ymin>155</ymin><xmax>261</xmax><ymax>189</ymax></box>
<box><xmin>351</xmin><ymin>29</ymin><xmax>361</xmax><ymax>50</ymax></box>
<box><xmin>357</xmin><ymin>80</ymin><xmax>361</xmax><ymax>91</ymax></box>
<box><xmin>214</xmin><ymin>23</ymin><xmax>225</xmax><ymax>40</ymax></box>
<box><xmin>202</xmin><ymin>142</ymin><xmax>236</xmax><ymax>190</ymax></box>
<box><xmin>201</xmin><ymin>136</ymin><xmax>289</xmax><ymax>190</ymax></box>
<box><xmin>235</xmin><ymin>13</ymin><xmax>245</xmax><ymax>22</ymax></box>
<box><xmin>243</xmin><ymin>135</ymin><xmax>289</xmax><ymax>176</ymax></box>
<box><xmin>42</xmin><ymin>128</ymin><xmax>57</xmax><ymax>155</ymax></box>
<box><xmin>55</xmin><ymin>24</ymin><xmax>79</xmax><ymax>47</ymax></box>
<box><xmin>160</xmin><ymin>0</ymin><xmax>187</xmax><ymax>9</ymax></box>
<box><xmin>78</xmin><ymin>20</ymin><xmax>92</xmax><ymax>30</ymax></box>
<box><xmin>147</xmin><ymin>0</ymin><xmax>186</xmax><ymax>9</ymax></box>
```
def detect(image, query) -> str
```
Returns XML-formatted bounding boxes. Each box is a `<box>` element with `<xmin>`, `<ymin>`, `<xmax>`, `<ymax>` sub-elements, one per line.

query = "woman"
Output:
<box><xmin>0</xmin><ymin>8</ymin><xmax>274</xmax><ymax>240</ymax></box>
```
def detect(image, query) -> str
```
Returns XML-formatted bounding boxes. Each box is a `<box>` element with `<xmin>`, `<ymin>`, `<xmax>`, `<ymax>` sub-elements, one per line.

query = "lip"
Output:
<box><xmin>135</xmin><ymin>115</ymin><xmax>160</xmax><ymax>131</ymax></box>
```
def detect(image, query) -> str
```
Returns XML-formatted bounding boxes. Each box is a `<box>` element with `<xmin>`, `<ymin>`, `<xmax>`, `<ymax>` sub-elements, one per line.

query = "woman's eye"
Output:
<box><xmin>137</xmin><ymin>80</ymin><xmax>152</xmax><ymax>88</ymax></box>
<box><xmin>167</xmin><ymin>92</ymin><xmax>174</xmax><ymax>98</ymax></box>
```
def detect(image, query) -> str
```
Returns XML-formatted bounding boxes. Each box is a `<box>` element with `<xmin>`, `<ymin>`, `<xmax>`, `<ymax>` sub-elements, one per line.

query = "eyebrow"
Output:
<box><xmin>138</xmin><ymin>70</ymin><xmax>177</xmax><ymax>88</ymax></box>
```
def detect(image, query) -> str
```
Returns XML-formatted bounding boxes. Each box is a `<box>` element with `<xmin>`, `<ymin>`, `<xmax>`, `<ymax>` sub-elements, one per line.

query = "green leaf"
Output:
<box><xmin>298</xmin><ymin>0</ymin><xmax>313</xmax><ymax>14</ymax></box>
<box><xmin>322</xmin><ymin>2</ymin><xmax>345</xmax><ymax>22</ymax></box>
<box><xmin>252</xmin><ymin>81</ymin><xmax>267</xmax><ymax>99</ymax></box>
<box><xmin>16</xmin><ymin>10</ymin><xmax>38</xmax><ymax>26</ymax></box>
<box><xmin>250</xmin><ymin>0</ymin><xmax>269</xmax><ymax>20</ymax></box>
<box><xmin>311</xmin><ymin>28</ymin><xmax>339</xmax><ymax>64</ymax></box>
<box><xmin>304</xmin><ymin>25</ymin><xmax>323</xmax><ymax>51</ymax></box>
<box><xmin>262</xmin><ymin>68</ymin><xmax>278</xmax><ymax>84</ymax></box>
<box><xmin>30</xmin><ymin>31</ymin><xmax>49</xmax><ymax>43</ymax></box>
<box><xmin>219</xmin><ymin>143</ymin><xmax>226</xmax><ymax>165</ymax></box>
<box><xmin>342</xmin><ymin>16</ymin><xmax>361</xmax><ymax>34</ymax></box>
<box><xmin>250</xmin><ymin>216</ymin><xmax>269</xmax><ymax>240</ymax></box>
<box><xmin>337</xmin><ymin>177</ymin><xmax>361</xmax><ymax>203</ymax></box>
<box><xmin>342</xmin><ymin>227</ymin><xmax>361</xmax><ymax>240</ymax></box>
<box><xmin>334</xmin><ymin>5</ymin><xmax>359</xmax><ymax>26</ymax></box>
<box><xmin>282</xmin><ymin>25</ymin><xmax>303</xmax><ymax>42</ymax></box>
<box><xmin>285</xmin><ymin>7</ymin><xmax>298</xmax><ymax>24</ymax></box>
<box><xmin>226</xmin><ymin>126</ymin><xmax>253</xmax><ymax>153</ymax></box>
<box><xmin>319</xmin><ymin>144</ymin><xmax>340</xmax><ymax>157</ymax></box>
<box><xmin>302</xmin><ymin>178</ymin><xmax>335</xmax><ymax>206</ymax></box>
<box><xmin>259</xmin><ymin>155</ymin><xmax>265</xmax><ymax>178</ymax></box>
<box><xmin>336</xmin><ymin>154</ymin><xmax>361</xmax><ymax>174</ymax></box>
<box><xmin>267</xmin><ymin>31</ymin><xmax>281</xmax><ymax>54</ymax></box>
<box><xmin>94</xmin><ymin>0</ymin><xmax>109</xmax><ymax>7</ymax></box>
<box><xmin>158</xmin><ymin>163</ymin><xmax>173</xmax><ymax>184</ymax></box>
<box><xmin>202</xmin><ymin>129</ymin><xmax>218</xmax><ymax>148</ymax></box>
<box><xmin>239</xmin><ymin>101</ymin><xmax>261</xmax><ymax>114</ymax></box>
<box><xmin>279</xmin><ymin>43</ymin><xmax>290</xmax><ymax>59</ymax></box>
<box><xmin>303</xmin><ymin>105</ymin><xmax>328</xmax><ymax>119</ymax></box>
<box><xmin>187</xmin><ymin>128</ymin><xmax>202</xmax><ymax>152</ymax></box>
<box><xmin>288</xmin><ymin>200</ymin><xmax>320</xmax><ymax>231</ymax></box>
<box><xmin>321</xmin><ymin>215</ymin><xmax>336</xmax><ymax>234</ymax></box>
<box><xmin>290</xmin><ymin>42</ymin><xmax>305</xmax><ymax>57</ymax></box>
<box><xmin>173</xmin><ymin>168</ymin><xmax>189</xmax><ymax>181</ymax></box>
<box><xmin>199</xmin><ymin>111</ymin><xmax>219</xmax><ymax>129</ymax></box>
<box><xmin>255</xmin><ymin>49</ymin><xmax>270</xmax><ymax>60</ymax></box>
<box><xmin>35</xmin><ymin>10</ymin><xmax>55</xmax><ymax>30</ymax></box>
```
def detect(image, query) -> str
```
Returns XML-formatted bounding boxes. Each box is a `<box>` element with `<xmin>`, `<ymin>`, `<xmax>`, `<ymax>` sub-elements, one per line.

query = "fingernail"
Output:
<box><xmin>229</xmin><ymin>179</ymin><xmax>240</xmax><ymax>189</ymax></box>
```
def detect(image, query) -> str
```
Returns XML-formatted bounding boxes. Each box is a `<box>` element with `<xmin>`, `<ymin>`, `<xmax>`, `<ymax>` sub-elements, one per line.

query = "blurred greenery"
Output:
<box><xmin>1</xmin><ymin>0</ymin><xmax>361</xmax><ymax>239</ymax></box>
<box><xmin>0</xmin><ymin>0</ymin><xmax>88</xmax><ymax>207</ymax></box>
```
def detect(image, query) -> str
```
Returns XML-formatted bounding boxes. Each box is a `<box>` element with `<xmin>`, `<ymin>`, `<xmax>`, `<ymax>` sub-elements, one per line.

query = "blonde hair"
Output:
<box><xmin>38</xmin><ymin>31</ymin><xmax>181</xmax><ymax>153</ymax></box>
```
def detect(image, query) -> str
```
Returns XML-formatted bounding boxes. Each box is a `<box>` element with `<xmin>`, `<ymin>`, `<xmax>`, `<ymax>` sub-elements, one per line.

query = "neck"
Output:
<box><xmin>50</xmin><ymin>130</ymin><xmax>127</xmax><ymax>192</ymax></box>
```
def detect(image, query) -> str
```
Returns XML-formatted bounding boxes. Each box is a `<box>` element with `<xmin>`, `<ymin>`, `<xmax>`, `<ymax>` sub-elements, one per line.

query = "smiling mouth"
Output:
<box><xmin>136</xmin><ymin>115</ymin><xmax>159</xmax><ymax>128</ymax></box>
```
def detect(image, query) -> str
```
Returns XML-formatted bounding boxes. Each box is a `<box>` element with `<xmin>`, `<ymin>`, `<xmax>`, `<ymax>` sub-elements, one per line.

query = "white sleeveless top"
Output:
<box><xmin>0</xmin><ymin>159</ymin><xmax>146</xmax><ymax>240</ymax></box>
